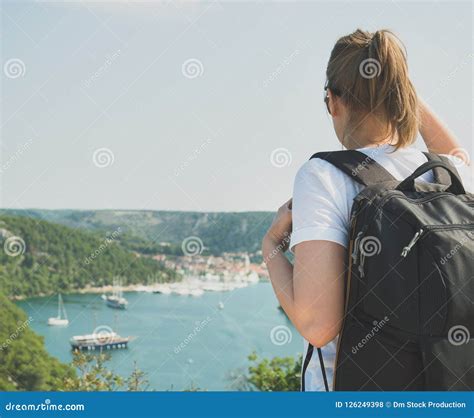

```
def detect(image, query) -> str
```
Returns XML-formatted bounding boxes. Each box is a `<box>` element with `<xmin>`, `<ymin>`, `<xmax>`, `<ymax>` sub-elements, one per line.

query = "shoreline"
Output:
<box><xmin>11</xmin><ymin>277</ymin><xmax>268</xmax><ymax>301</ymax></box>
<box><xmin>9</xmin><ymin>283</ymin><xmax>176</xmax><ymax>301</ymax></box>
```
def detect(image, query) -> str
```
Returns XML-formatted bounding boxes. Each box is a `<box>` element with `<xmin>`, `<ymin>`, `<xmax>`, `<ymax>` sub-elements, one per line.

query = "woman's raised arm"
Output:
<box><xmin>419</xmin><ymin>99</ymin><xmax>470</xmax><ymax>164</ymax></box>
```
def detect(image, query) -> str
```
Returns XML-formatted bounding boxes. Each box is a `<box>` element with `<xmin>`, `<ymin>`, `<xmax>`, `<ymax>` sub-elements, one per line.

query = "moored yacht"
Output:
<box><xmin>70</xmin><ymin>331</ymin><xmax>132</xmax><ymax>351</ymax></box>
<box><xmin>102</xmin><ymin>277</ymin><xmax>128</xmax><ymax>309</ymax></box>
<box><xmin>48</xmin><ymin>294</ymin><xmax>69</xmax><ymax>326</ymax></box>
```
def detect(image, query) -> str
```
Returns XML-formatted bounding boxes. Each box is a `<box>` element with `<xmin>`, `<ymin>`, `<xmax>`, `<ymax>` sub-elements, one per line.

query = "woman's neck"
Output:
<box><xmin>342</xmin><ymin>117</ymin><xmax>396</xmax><ymax>150</ymax></box>
<box><xmin>343</xmin><ymin>135</ymin><xmax>394</xmax><ymax>150</ymax></box>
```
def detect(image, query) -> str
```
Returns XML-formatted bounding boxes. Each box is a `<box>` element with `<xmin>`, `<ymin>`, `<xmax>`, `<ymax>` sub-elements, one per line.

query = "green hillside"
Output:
<box><xmin>0</xmin><ymin>215</ymin><xmax>180</xmax><ymax>298</ymax></box>
<box><xmin>0</xmin><ymin>292</ymin><xmax>75</xmax><ymax>390</ymax></box>
<box><xmin>0</xmin><ymin>209</ymin><xmax>273</xmax><ymax>255</ymax></box>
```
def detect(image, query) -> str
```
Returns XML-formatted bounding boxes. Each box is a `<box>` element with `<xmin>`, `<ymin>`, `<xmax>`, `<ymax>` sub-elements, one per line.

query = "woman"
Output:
<box><xmin>262</xmin><ymin>29</ymin><xmax>472</xmax><ymax>391</ymax></box>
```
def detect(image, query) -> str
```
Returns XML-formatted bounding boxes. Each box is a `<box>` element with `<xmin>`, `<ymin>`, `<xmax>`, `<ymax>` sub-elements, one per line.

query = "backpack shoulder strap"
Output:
<box><xmin>310</xmin><ymin>150</ymin><xmax>396</xmax><ymax>187</ymax></box>
<box><xmin>423</xmin><ymin>152</ymin><xmax>463</xmax><ymax>187</ymax></box>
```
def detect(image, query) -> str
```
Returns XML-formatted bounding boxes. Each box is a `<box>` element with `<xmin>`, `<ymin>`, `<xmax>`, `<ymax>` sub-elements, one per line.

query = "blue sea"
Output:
<box><xmin>17</xmin><ymin>282</ymin><xmax>301</xmax><ymax>391</ymax></box>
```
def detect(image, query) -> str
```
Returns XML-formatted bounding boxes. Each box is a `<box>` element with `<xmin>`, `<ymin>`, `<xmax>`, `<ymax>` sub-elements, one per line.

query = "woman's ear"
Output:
<box><xmin>327</xmin><ymin>90</ymin><xmax>340</xmax><ymax>117</ymax></box>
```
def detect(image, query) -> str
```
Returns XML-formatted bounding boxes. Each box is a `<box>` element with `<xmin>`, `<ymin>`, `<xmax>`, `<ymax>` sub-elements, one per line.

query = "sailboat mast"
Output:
<box><xmin>61</xmin><ymin>295</ymin><xmax>68</xmax><ymax>320</ymax></box>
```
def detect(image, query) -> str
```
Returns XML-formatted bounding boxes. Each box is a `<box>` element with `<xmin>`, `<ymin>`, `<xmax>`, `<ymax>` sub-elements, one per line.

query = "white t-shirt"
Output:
<box><xmin>290</xmin><ymin>144</ymin><xmax>473</xmax><ymax>392</ymax></box>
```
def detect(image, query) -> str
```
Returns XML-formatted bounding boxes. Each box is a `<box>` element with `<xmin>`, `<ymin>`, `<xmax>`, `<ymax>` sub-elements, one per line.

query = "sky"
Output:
<box><xmin>1</xmin><ymin>0</ymin><xmax>472</xmax><ymax>212</ymax></box>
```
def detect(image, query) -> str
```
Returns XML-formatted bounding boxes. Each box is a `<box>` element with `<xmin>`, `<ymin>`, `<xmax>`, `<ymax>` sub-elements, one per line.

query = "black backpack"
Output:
<box><xmin>303</xmin><ymin>150</ymin><xmax>474</xmax><ymax>391</ymax></box>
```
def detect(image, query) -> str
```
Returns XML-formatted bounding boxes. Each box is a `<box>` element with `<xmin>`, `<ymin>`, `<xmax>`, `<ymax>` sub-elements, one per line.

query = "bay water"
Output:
<box><xmin>17</xmin><ymin>282</ymin><xmax>301</xmax><ymax>391</ymax></box>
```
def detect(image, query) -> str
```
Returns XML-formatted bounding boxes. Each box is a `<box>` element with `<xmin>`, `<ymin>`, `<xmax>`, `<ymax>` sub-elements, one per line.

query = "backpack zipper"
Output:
<box><xmin>401</xmin><ymin>229</ymin><xmax>424</xmax><ymax>257</ymax></box>
<box><xmin>400</xmin><ymin>224</ymin><xmax>474</xmax><ymax>258</ymax></box>
<box><xmin>369</xmin><ymin>192</ymin><xmax>455</xmax><ymax>227</ymax></box>
<box><xmin>358</xmin><ymin>253</ymin><xmax>366</xmax><ymax>278</ymax></box>
<box><xmin>350</xmin><ymin>225</ymin><xmax>369</xmax><ymax>276</ymax></box>
<box><xmin>350</xmin><ymin>194</ymin><xmax>455</xmax><ymax>272</ymax></box>
<box><xmin>355</xmin><ymin>223</ymin><xmax>473</xmax><ymax>275</ymax></box>
<box><xmin>351</xmin><ymin>231</ymin><xmax>364</xmax><ymax>264</ymax></box>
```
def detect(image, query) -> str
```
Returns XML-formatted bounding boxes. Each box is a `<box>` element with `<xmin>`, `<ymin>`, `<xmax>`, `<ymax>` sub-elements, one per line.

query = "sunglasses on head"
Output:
<box><xmin>324</xmin><ymin>82</ymin><xmax>341</xmax><ymax>115</ymax></box>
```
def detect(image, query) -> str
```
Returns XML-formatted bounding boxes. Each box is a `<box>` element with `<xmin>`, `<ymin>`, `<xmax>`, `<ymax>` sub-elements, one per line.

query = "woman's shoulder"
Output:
<box><xmin>294</xmin><ymin>156</ymin><xmax>361</xmax><ymax>199</ymax></box>
<box><xmin>294</xmin><ymin>148</ymin><xmax>472</xmax><ymax>194</ymax></box>
<box><xmin>295</xmin><ymin>157</ymin><xmax>351</xmax><ymax>183</ymax></box>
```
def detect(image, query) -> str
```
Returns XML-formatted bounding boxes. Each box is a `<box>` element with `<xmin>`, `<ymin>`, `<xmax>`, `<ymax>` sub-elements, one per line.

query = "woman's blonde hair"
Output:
<box><xmin>326</xmin><ymin>29</ymin><xmax>419</xmax><ymax>149</ymax></box>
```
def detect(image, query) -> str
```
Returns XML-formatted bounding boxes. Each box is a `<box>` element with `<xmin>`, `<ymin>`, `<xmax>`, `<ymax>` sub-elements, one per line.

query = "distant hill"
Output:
<box><xmin>0</xmin><ymin>209</ymin><xmax>274</xmax><ymax>255</ymax></box>
<box><xmin>0</xmin><ymin>215</ymin><xmax>180</xmax><ymax>298</ymax></box>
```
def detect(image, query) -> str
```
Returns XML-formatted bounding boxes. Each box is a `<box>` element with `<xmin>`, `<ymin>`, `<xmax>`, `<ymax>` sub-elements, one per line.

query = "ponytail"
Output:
<box><xmin>326</xmin><ymin>29</ymin><xmax>419</xmax><ymax>149</ymax></box>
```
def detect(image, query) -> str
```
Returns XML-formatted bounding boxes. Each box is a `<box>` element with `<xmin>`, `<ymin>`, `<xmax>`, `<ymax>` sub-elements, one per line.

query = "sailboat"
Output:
<box><xmin>48</xmin><ymin>294</ymin><xmax>69</xmax><ymax>326</ymax></box>
<box><xmin>102</xmin><ymin>277</ymin><xmax>128</xmax><ymax>309</ymax></box>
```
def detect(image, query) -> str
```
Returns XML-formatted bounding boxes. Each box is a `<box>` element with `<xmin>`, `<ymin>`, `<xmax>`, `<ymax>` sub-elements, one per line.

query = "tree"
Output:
<box><xmin>64</xmin><ymin>351</ymin><xmax>149</xmax><ymax>392</ymax></box>
<box><xmin>126</xmin><ymin>361</ymin><xmax>149</xmax><ymax>391</ymax></box>
<box><xmin>0</xmin><ymin>292</ymin><xmax>75</xmax><ymax>391</ymax></box>
<box><xmin>243</xmin><ymin>352</ymin><xmax>302</xmax><ymax>391</ymax></box>
<box><xmin>0</xmin><ymin>215</ymin><xmax>180</xmax><ymax>298</ymax></box>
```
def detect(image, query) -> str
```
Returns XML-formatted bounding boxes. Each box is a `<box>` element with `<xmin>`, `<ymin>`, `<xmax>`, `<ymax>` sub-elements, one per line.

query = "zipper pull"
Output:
<box><xmin>351</xmin><ymin>231</ymin><xmax>364</xmax><ymax>263</ymax></box>
<box><xmin>401</xmin><ymin>229</ymin><xmax>424</xmax><ymax>258</ymax></box>
<box><xmin>358</xmin><ymin>253</ymin><xmax>365</xmax><ymax>278</ymax></box>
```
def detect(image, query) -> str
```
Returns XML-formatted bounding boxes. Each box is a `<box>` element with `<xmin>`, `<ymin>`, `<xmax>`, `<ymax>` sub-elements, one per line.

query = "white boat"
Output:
<box><xmin>103</xmin><ymin>278</ymin><xmax>128</xmax><ymax>309</ymax></box>
<box><xmin>70</xmin><ymin>331</ymin><xmax>132</xmax><ymax>351</ymax></box>
<box><xmin>174</xmin><ymin>287</ymin><xmax>192</xmax><ymax>296</ymax></box>
<box><xmin>201</xmin><ymin>282</ymin><xmax>224</xmax><ymax>292</ymax></box>
<box><xmin>218</xmin><ymin>301</ymin><xmax>225</xmax><ymax>310</ymax></box>
<box><xmin>48</xmin><ymin>294</ymin><xmax>69</xmax><ymax>326</ymax></box>
<box><xmin>189</xmin><ymin>288</ymin><xmax>204</xmax><ymax>297</ymax></box>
